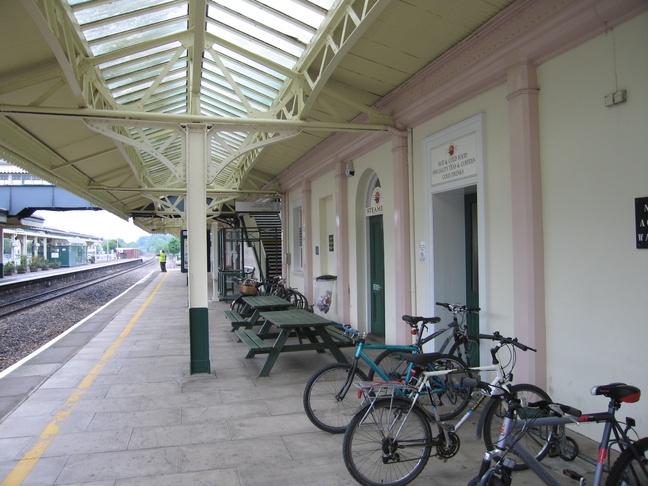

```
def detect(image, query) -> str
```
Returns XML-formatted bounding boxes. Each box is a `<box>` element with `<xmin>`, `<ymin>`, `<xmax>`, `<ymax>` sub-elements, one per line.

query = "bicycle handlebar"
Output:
<box><xmin>547</xmin><ymin>402</ymin><xmax>582</xmax><ymax>418</ymax></box>
<box><xmin>436</xmin><ymin>302</ymin><xmax>481</xmax><ymax>313</ymax></box>
<box><xmin>478</xmin><ymin>331</ymin><xmax>537</xmax><ymax>352</ymax></box>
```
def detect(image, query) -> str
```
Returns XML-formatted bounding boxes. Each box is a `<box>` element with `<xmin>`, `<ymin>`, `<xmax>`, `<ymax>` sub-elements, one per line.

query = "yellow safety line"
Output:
<box><xmin>1</xmin><ymin>273</ymin><xmax>169</xmax><ymax>486</ymax></box>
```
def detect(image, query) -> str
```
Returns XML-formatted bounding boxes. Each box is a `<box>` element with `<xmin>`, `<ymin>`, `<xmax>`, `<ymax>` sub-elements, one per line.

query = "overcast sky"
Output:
<box><xmin>34</xmin><ymin>210</ymin><xmax>150</xmax><ymax>242</ymax></box>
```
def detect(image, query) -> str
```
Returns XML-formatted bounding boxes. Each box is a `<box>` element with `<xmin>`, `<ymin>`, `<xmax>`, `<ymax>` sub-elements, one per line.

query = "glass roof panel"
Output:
<box><xmin>210</xmin><ymin>1</ymin><xmax>313</xmax><ymax>48</ymax></box>
<box><xmin>257</xmin><ymin>0</ymin><xmax>327</xmax><ymax>28</ymax></box>
<box><xmin>210</xmin><ymin>45</ymin><xmax>284</xmax><ymax>86</ymax></box>
<box><xmin>90</xmin><ymin>21</ymin><xmax>188</xmax><ymax>56</ymax></box>
<box><xmin>72</xmin><ymin>0</ymin><xmax>180</xmax><ymax>25</ymax></box>
<box><xmin>63</xmin><ymin>0</ymin><xmax>335</xmax><ymax>167</ymax></box>
<box><xmin>97</xmin><ymin>43</ymin><xmax>184</xmax><ymax>70</ymax></box>
<box><xmin>205</xmin><ymin>18</ymin><xmax>298</xmax><ymax>68</ymax></box>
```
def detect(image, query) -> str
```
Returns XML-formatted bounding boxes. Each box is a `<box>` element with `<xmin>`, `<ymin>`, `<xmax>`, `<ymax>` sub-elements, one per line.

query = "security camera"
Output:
<box><xmin>345</xmin><ymin>161</ymin><xmax>355</xmax><ymax>177</ymax></box>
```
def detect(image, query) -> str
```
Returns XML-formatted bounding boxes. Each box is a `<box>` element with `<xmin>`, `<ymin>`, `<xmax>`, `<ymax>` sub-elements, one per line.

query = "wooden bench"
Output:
<box><xmin>323</xmin><ymin>324</ymin><xmax>355</xmax><ymax>348</ymax></box>
<box><xmin>224</xmin><ymin>310</ymin><xmax>252</xmax><ymax>331</ymax></box>
<box><xmin>235</xmin><ymin>329</ymin><xmax>273</xmax><ymax>357</ymax></box>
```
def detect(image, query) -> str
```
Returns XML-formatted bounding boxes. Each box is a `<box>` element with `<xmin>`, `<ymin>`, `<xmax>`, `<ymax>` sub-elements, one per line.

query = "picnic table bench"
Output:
<box><xmin>224</xmin><ymin>295</ymin><xmax>294</xmax><ymax>331</ymax></box>
<box><xmin>234</xmin><ymin>309</ymin><xmax>354</xmax><ymax>377</ymax></box>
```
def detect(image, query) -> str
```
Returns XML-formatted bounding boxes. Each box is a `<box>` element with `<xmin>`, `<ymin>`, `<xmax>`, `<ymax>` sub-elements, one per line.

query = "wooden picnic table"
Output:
<box><xmin>242</xmin><ymin>295</ymin><xmax>295</xmax><ymax>332</ymax></box>
<box><xmin>235</xmin><ymin>309</ymin><xmax>351</xmax><ymax>377</ymax></box>
<box><xmin>225</xmin><ymin>295</ymin><xmax>294</xmax><ymax>331</ymax></box>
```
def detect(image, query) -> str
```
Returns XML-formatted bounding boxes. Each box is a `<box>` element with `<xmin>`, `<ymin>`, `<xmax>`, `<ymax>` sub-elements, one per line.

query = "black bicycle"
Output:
<box><xmin>467</xmin><ymin>380</ymin><xmax>647</xmax><ymax>485</ymax></box>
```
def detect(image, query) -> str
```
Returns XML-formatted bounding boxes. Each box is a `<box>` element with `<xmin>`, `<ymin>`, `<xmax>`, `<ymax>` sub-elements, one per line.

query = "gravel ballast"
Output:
<box><xmin>0</xmin><ymin>263</ymin><xmax>156</xmax><ymax>373</ymax></box>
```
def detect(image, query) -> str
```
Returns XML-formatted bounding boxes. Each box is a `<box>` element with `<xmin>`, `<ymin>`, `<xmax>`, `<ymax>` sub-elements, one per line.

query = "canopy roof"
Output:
<box><xmin>0</xmin><ymin>0</ymin><xmax>515</xmax><ymax>233</ymax></box>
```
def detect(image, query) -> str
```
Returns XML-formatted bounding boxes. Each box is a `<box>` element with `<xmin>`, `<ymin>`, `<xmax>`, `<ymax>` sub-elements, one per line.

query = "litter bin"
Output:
<box><xmin>314</xmin><ymin>275</ymin><xmax>337</xmax><ymax>320</ymax></box>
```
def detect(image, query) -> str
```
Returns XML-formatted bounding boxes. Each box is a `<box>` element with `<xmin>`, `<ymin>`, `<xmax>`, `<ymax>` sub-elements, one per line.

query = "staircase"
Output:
<box><xmin>250</xmin><ymin>213</ymin><xmax>282</xmax><ymax>280</ymax></box>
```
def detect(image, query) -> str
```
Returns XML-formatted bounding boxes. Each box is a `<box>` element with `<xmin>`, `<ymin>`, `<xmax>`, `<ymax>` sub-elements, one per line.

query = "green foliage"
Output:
<box><xmin>104</xmin><ymin>234</ymin><xmax>176</xmax><ymax>254</ymax></box>
<box><xmin>141</xmin><ymin>234</ymin><xmax>173</xmax><ymax>253</ymax></box>
<box><xmin>164</xmin><ymin>237</ymin><xmax>180</xmax><ymax>256</ymax></box>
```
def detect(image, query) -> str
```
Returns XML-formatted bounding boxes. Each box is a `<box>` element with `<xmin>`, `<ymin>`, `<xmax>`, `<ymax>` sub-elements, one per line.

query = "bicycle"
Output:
<box><xmin>467</xmin><ymin>380</ymin><xmax>647</xmax><ymax>485</ymax></box>
<box><xmin>303</xmin><ymin>316</ymin><xmax>472</xmax><ymax>434</ymax></box>
<box><xmin>230</xmin><ymin>276</ymin><xmax>310</xmax><ymax>315</ymax></box>
<box><xmin>369</xmin><ymin>303</ymin><xmax>480</xmax><ymax>376</ymax></box>
<box><xmin>341</xmin><ymin>332</ymin><xmax>551</xmax><ymax>486</ymax></box>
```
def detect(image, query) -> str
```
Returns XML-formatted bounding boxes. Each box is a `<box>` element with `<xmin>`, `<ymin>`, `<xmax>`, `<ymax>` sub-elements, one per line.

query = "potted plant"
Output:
<box><xmin>4</xmin><ymin>262</ymin><xmax>15</xmax><ymax>275</ymax></box>
<box><xmin>17</xmin><ymin>256</ymin><xmax>28</xmax><ymax>274</ymax></box>
<box><xmin>40</xmin><ymin>259</ymin><xmax>50</xmax><ymax>270</ymax></box>
<box><xmin>50</xmin><ymin>260</ymin><xmax>61</xmax><ymax>269</ymax></box>
<box><xmin>29</xmin><ymin>256</ymin><xmax>40</xmax><ymax>272</ymax></box>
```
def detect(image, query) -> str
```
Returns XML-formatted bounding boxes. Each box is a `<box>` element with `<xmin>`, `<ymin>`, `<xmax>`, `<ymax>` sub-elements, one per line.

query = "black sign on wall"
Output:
<box><xmin>636</xmin><ymin>197</ymin><xmax>648</xmax><ymax>249</ymax></box>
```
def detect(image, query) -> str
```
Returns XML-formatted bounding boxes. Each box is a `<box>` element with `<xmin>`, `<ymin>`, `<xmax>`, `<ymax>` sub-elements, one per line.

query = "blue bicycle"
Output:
<box><xmin>303</xmin><ymin>315</ymin><xmax>472</xmax><ymax>434</ymax></box>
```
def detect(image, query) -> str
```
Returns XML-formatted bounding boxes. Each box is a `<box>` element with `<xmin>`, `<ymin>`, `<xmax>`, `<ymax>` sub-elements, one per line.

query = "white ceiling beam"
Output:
<box><xmin>0</xmin><ymin>104</ymin><xmax>390</xmax><ymax>132</ymax></box>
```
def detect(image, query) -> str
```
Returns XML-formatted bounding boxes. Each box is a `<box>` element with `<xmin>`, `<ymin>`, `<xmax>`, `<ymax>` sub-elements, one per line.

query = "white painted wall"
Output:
<box><xmin>281</xmin><ymin>10</ymin><xmax>648</xmax><ymax>440</ymax></box>
<box><xmin>412</xmin><ymin>86</ymin><xmax>513</xmax><ymax>339</ymax></box>
<box><xmin>538</xmin><ymin>13</ymin><xmax>648</xmax><ymax>436</ymax></box>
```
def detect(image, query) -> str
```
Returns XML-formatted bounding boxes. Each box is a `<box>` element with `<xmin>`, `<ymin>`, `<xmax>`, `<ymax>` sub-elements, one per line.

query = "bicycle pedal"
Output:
<box><xmin>563</xmin><ymin>469</ymin><xmax>586</xmax><ymax>485</ymax></box>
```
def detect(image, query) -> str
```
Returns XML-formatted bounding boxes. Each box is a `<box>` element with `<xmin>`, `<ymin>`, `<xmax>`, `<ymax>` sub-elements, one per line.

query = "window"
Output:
<box><xmin>291</xmin><ymin>202</ymin><xmax>303</xmax><ymax>272</ymax></box>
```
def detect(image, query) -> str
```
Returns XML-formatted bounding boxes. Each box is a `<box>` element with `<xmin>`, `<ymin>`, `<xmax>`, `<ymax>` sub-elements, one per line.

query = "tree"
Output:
<box><xmin>103</xmin><ymin>239</ymin><xmax>118</xmax><ymax>253</ymax></box>
<box><xmin>165</xmin><ymin>237</ymin><xmax>180</xmax><ymax>256</ymax></box>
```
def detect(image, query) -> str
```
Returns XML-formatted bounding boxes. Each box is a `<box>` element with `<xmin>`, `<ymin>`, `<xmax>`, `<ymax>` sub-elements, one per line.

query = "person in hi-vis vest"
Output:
<box><xmin>159</xmin><ymin>250</ymin><xmax>167</xmax><ymax>272</ymax></box>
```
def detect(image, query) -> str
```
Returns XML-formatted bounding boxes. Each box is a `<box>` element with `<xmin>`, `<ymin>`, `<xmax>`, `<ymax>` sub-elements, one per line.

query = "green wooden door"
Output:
<box><xmin>464</xmin><ymin>193</ymin><xmax>479</xmax><ymax>361</ymax></box>
<box><xmin>369</xmin><ymin>215</ymin><xmax>385</xmax><ymax>337</ymax></box>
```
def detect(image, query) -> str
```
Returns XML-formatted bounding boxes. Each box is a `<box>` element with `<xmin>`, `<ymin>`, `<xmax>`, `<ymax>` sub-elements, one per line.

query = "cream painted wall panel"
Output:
<box><xmin>309</xmin><ymin>173</ymin><xmax>335</xmax><ymax>283</ymax></box>
<box><xmin>345</xmin><ymin>143</ymin><xmax>397</xmax><ymax>341</ymax></box>
<box><xmin>411</xmin><ymin>85</ymin><xmax>513</xmax><ymax>342</ymax></box>
<box><xmin>539</xmin><ymin>13</ymin><xmax>648</xmax><ymax>437</ymax></box>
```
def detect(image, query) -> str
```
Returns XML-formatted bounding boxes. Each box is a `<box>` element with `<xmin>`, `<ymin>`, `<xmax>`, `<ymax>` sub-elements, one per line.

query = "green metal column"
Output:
<box><xmin>186</xmin><ymin>125</ymin><xmax>210</xmax><ymax>374</ymax></box>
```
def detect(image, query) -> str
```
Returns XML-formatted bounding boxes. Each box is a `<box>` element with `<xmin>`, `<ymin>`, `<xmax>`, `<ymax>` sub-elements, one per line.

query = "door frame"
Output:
<box><xmin>423</xmin><ymin>115</ymin><xmax>488</xmax><ymax>351</ymax></box>
<box><xmin>368</xmin><ymin>214</ymin><xmax>385</xmax><ymax>336</ymax></box>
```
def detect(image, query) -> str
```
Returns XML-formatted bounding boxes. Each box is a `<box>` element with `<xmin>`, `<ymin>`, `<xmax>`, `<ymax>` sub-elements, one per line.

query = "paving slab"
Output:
<box><xmin>0</xmin><ymin>269</ymin><xmax>602</xmax><ymax>485</ymax></box>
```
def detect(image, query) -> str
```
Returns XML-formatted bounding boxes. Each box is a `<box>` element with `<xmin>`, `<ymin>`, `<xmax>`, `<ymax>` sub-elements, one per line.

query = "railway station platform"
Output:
<box><xmin>0</xmin><ymin>258</ymin><xmax>149</xmax><ymax>288</ymax></box>
<box><xmin>0</xmin><ymin>268</ymin><xmax>597</xmax><ymax>485</ymax></box>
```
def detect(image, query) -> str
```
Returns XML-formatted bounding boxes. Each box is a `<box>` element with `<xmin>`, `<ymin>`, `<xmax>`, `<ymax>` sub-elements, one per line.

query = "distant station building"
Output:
<box><xmin>116</xmin><ymin>248</ymin><xmax>140</xmax><ymax>260</ymax></box>
<box><xmin>0</xmin><ymin>162</ymin><xmax>105</xmax><ymax>274</ymax></box>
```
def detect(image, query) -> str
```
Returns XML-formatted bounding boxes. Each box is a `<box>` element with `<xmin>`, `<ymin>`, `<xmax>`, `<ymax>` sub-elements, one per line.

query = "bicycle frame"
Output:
<box><xmin>481</xmin><ymin>399</ymin><xmax>646</xmax><ymax>486</ymax></box>
<box><xmin>422</xmin><ymin>320</ymin><xmax>462</xmax><ymax>353</ymax></box>
<box><xmin>353</xmin><ymin>333</ymin><xmax>539</xmax><ymax>450</ymax></box>
<box><xmin>335</xmin><ymin>338</ymin><xmax>418</xmax><ymax>401</ymax></box>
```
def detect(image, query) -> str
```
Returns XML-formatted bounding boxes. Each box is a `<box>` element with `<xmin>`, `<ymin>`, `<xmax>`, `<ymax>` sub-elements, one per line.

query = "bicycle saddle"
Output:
<box><xmin>399</xmin><ymin>352</ymin><xmax>452</xmax><ymax>365</ymax></box>
<box><xmin>591</xmin><ymin>383</ymin><xmax>641</xmax><ymax>403</ymax></box>
<box><xmin>402</xmin><ymin>315</ymin><xmax>441</xmax><ymax>325</ymax></box>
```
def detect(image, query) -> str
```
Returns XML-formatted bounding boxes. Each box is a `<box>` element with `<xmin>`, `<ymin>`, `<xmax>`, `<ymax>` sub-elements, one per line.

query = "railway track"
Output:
<box><xmin>0</xmin><ymin>258</ymin><xmax>156</xmax><ymax>318</ymax></box>
<box><xmin>0</xmin><ymin>259</ymin><xmax>159</xmax><ymax>373</ymax></box>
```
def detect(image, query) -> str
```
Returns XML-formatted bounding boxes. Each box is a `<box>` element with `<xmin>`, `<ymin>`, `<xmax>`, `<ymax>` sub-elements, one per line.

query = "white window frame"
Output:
<box><xmin>290</xmin><ymin>201</ymin><xmax>303</xmax><ymax>273</ymax></box>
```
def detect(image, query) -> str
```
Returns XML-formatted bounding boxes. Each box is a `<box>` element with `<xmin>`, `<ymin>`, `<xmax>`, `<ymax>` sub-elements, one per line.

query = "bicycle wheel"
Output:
<box><xmin>481</xmin><ymin>383</ymin><xmax>553</xmax><ymax>471</ymax></box>
<box><xmin>230</xmin><ymin>296</ymin><xmax>252</xmax><ymax>316</ymax></box>
<box><xmin>367</xmin><ymin>349</ymin><xmax>413</xmax><ymax>381</ymax></box>
<box><xmin>448</xmin><ymin>335</ymin><xmax>480</xmax><ymax>367</ymax></box>
<box><xmin>369</xmin><ymin>350</ymin><xmax>472</xmax><ymax>421</ymax></box>
<box><xmin>606</xmin><ymin>436</ymin><xmax>648</xmax><ymax>485</ymax></box>
<box><xmin>303</xmin><ymin>362</ymin><xmax>368</xmax><ymax>434</ymax></box>
<box><xmin>424</xmin><ymin>354</ymin><xmax>473</xmax><ymax>420</ymax></box>
<box><xmin>368</xmin><ymin>350</ymin><xmax>472</xmax><ymax>421</ymax></box>
<box><xmin>343</xmin><ymin>398</ymin><xmax>432</xmax><ymax>486</ymax></box>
